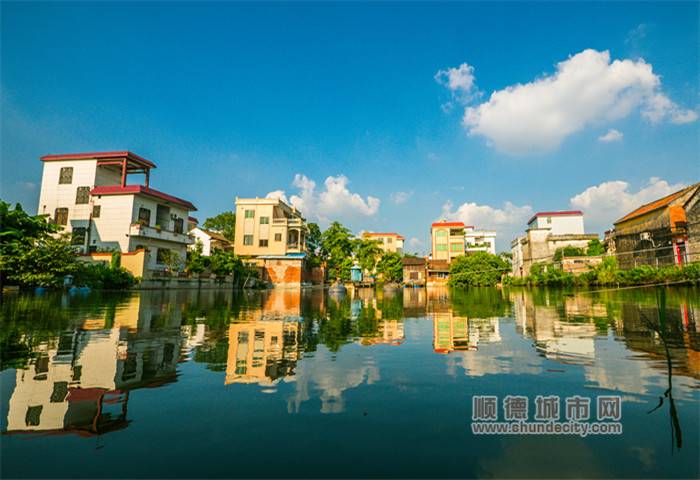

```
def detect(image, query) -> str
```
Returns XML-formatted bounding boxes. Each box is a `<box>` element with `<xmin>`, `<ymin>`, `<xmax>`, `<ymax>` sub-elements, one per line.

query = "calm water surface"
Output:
<box><xmin>1</xmin><ymin>286</ymin><xmax>699</xmax><ymax>478</ymax></box>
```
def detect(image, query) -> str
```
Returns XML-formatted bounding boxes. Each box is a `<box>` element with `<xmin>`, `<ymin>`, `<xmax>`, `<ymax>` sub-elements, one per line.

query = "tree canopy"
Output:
<box><xmin>203</xmin><ymin>211</ymin><xmax>236</xmax><ymax>240</ymax></box>
<box><xmin>448</xmin><ymin>251</ymin><xmax>509</xmax><ymax>287</ymax></box>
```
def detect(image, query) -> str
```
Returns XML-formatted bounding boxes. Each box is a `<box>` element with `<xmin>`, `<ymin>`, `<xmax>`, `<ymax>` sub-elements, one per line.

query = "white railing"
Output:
<box><xmin>129</xmin><ymin>223</ymin><xmax>193</xmax><ymax>244</ymax></box>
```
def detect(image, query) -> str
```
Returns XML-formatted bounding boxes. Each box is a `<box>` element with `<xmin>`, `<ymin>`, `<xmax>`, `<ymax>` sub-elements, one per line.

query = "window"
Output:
<box><xmin>274</xmin><ymin>233</ymin><xmax>282</xmax><ymax>242</ymax></box>
<box><xmin>50</xmin><ymin>382</ymin><xmax>68</xmax><ymax>403</ymax></box>
<box><xmin>92</xmin><ymin>205</ymin><xmax>101</xmax><ymax>218</ymax></box>
<box><xmin>436</xmin><ymin>244</ymin><xmax>447</xmax><ymax>251</ymax></box>
<box><xmin>435</xmin><ymin>230</ymin><xmax>447</xmax><ymax>238</ymax></box>
<box><xmin>243</xmin><ymin>235</ymin><xmax>253</xmax><ymax>246</ymax></box>
<box><xmin>450</xmin><ymin>243</ymin><xmax>463</xmax><ymax>252</ymax></box>
<box><xmin>75</xmin><ymin>186</ymin><xmax>90</xmax><ymax>204</ymax></box>
<box><xmin>173</xmin><ymin>218</ymin><xmax>184</xmax><ymax>234</ymax></box>
<box><xmin>54</xmin><ymin>208</ymin><xmax>68</xmax><ymax>225</ymax></box>
<box><xmin>72</xmin><ymin>365</ymin><xmax>82</xmax><ymax>382</ymax></box>
<box><xmin>547</xmin><ymin>217</ymin><xmax>552</xmax><ymax>224</ymax></box>
<box><xmin>259</xmin><ymin>239</ymin><xmax>269</xmax><ymax>247</ymax></box>
<box><xmin>244</xmin><ymin>210</ymin><xmax>255</xmax><ymax>218</ymax></box>
<box><xmin>387</xmin><ymin>237</ymin><xmax>393</xmax><ymax>243</ymax></box>
<box><xmin>25</xmin><ymin>406</ymin><xmax>43</xmax><ymax>426</ymax></box>
<box><xmin>156</xmin><ymin>248</ymin><xmax>171</xmax><ymax>264</ymax></box>
<box><xmin>59</xmin><ymin>167</ymin><xmax>73</xmax><ymax>184</ymax></box>
<box><xmin>138</xmin><ymin>207</ymin><xmax>151</xmax><ymax>225</ymax></box>
<box><xmin>259</xmin><ymin>216</ymin><xmax>269</xmax><ymax>225</ymax></box>
<box><xmin>410</xmin><ymin>271</ymin><xmax>419</xmax><ymax>280</ymax></box>
<box><xmin>71</xmin><ymin>227</ymin><xmax>87</xmax><ymax>246</ymax></box>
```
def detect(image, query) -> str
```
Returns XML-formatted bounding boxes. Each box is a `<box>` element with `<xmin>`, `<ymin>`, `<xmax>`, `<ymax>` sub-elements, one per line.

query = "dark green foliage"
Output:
<box><xmin>355</xmin><ymin>238</ymin><xmax>382</xmax><ymax>274</ymax></box>
<box><xmin>448</xmin><ymin>251</ymin><xmax>509</xmax><ymax>287</ymax></box>
<box><xmin>586</xmin><ymin>238</ymin><xmax>605</xmax><ymax>256</ymax></box>
<box><xmin>203</xmin><ymin>211</ymin><xmax>236</xmax><ymax>240</ymax></box>
<box><xmin>74</xmin><ymin>262</ymin><xmax>136</xmax><ymax>289</ymax></box>
<box><xmin>186</xmin><ymin>241</ymin><xmax>208</xmax><ymax>275</ymax></box>
<box><xmin>321</xmin><ymin>222</ymin><xmax>354</xmax><ymax>281</ymax></box>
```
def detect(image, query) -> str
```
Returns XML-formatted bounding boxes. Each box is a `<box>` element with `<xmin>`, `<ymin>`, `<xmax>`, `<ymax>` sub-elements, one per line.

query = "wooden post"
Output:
<box><xmin>121</xmin><ymin>159</ymin><xmax>127</xmax><ymax>186</ymax></box>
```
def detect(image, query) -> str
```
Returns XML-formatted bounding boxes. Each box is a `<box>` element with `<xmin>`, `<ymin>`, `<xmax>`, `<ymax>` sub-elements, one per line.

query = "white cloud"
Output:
<box><xmin>275</xmin><ymin>174</ymin><xmax>380</xmax><ymax>224</ymax></box>
<box><xmin>390</xmin><ymin>190</ymin><xmax>413</xmax><ymax>204</ymax></box>
<box><xmin>265</xmin><ymin>189</ymin><xmax>288</xmax><ymax>203</ymax></box>
<box><xmin>435</xmin><ymin>63</ymin><xmax>479</xmax><ymax>105</ymax></box>
<box><xmin>435</xmin><ymin>63</ymin><xmax>476</xmax><ymax>93</ymax></box>
<box><xmin>407</xmin><ymin>237</ymin><xmax>425</xmax><ymax>252</ymax></box>
<box><xmin>569</xmin><ymin>177</ymin><xmax>686</xmax><ymax>232</ymax></box>
<box><xmin>598</xmin><ymin>129</ymin><xmax>623</xmax><ymax>143</ymax></box>
<box><xmin>441</xmin><ymin>199</ymin><xmax>533</xmax><ymax>250</ymax></box>
<box><xmin>460</xmin><ymin>49</ymin><xmax>697</xmax><ymax>154</ymax></box>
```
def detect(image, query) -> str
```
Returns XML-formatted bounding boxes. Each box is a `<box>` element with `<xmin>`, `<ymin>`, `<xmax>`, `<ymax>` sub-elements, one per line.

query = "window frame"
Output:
<box><xmin>54</xmin><ymin>208</ymin><xmax>69</xmax><ymax>226</ymax></box>
<box><xmin>243</xmin><ymin>235</ymin><xmax>254</xmax><ymax>246</ymax></box>
<box><xmin>75</xmin><ymin>186</ymin><xmax>90</xmax><ymax>205</ymax></box>
<box><xmin>92</xmin><ymin>205</ymin><xmax>101</xmax><ymax>218</ymax></box>
<box><xmin>259</xmin><ymin>216</ymin><xmax>269</xmax><ymax>225</ymax></box>
<box><xmin>244</xmin><ymin>210</ymin><xmax>255</xmax><ymax>219</ymax></box>
<box><xmin>259</xmin><ymin>239</ymin><xmax>269</xmax><ymax>247</ymax></box>
<box><xmin>71</xmin><ymin>227</ymin><xmax>87</xmax><ymax>246</ymax></box>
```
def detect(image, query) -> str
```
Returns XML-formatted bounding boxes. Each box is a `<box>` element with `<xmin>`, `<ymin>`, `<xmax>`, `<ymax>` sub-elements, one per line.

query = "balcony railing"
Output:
<box><xmin>129</xmin><ymin>223</ymin><xmax>193</xmax><ymax>244</ymax></box>
<box><xmin>272</xmin><ymin>217</ymin><xmax>304</xmax><ymax>227</ymax></box>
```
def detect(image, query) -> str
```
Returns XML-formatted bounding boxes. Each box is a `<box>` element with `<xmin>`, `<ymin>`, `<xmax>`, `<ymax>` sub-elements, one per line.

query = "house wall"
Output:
<box><xmin>189</xmin><ymin>228</ymin><xmax>213</xmax><ymax>255</ymax></box>
<box><xmin>686</xmin><ymin>191</ymin><xmax>700</xmax><ymax>263</ymax></box>
<box><xmin>90</xmin><ymin>194</ymin><xmax>135</xmax><ymax>252</ymax></box>
<box><xmin>261</xmin><ymin>258</ymin><xmax>304</xmax><ymax>286</ymax></box>
<box><xmin>38</xmin><ymin>159</ymin><xmax>98</xmax><ymax>234</ymax></box>
<box><xmin>528</xmin><ymin>215</ymin><xmax>585</xmax><ymax>234</ymax></box>
<box><xmin>80</xmin><ymin>250</ymin><xmax>147</xmax><ymax>278</ymax></box>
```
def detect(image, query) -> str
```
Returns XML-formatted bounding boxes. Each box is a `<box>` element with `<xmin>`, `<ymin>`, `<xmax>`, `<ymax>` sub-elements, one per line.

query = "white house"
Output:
<box><xmin>464</xmin><ymin>226</ymin><xmax>497</xmax><ymax>255</ymax></box>
<box><xmin>189</xmin><ymin>226</ymin><xmax>234</xmax><ymax>256</ymax></box>
<box><xmin>37</xmin><ymin>151</ymin><xmax>196</xmax><ymax>277</ymax></box>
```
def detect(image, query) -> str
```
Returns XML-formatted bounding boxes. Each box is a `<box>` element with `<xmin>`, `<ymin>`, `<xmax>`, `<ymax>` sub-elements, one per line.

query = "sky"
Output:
<box><xmin>2</xmin><ymin>2</ymin><xmax>699</xmax><ymax>253</ymax></box>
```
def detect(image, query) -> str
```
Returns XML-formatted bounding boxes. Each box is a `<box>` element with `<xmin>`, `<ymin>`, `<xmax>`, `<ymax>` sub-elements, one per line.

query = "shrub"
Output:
<box><xmin>449</xmin><ymin>252</ymin><xmax>509</xmax><ymax>287</ymax></box>
<box><xmin>74</xmin><ymin>262</ymin><xmax>136</xmax><ymax>289</ymax></box>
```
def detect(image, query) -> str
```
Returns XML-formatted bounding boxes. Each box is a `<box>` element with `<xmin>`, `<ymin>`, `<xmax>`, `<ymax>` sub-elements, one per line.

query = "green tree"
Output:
<box><xmin>306</xmin><ymin>222</ymin><xmax>323</xmax><ymax>267</ymax></box>
<box><xmin>160</xmin><ymin>250</ymin><xmax>184</xmax><ymax>274</ymax></box>
<box><xmin>321</xmin><ymin>222</ymin><xmax>354</xmax><ymax>280</ymax></box>
<box><xmin>0</xmin><ymin>201</ymin><xmax>76</xmax><ymax>289</ymax></box>
<box><xmin>186</xmin><ymin>241</ymin><xmax>208</xmax><ymax>275</ymax></box>
<box><xmin>354</xmin><ymin>238</ymin><xmax>382</xmax><ymax>274</ymax></box>
<box><xmin>586</xmin><ymin>238</ymin><xmax>605</xmax><ymax>256</ymax></box>
<box><xmin>209</xmin><ymin>249</ymin><xmax>243</xmax><ymax>277</ymax></box>
<box><xmin>376</xmin><ymin>252</ymin><xmax>403</xmax><ymax>282</ymax></box>
<box><xmin>448</xmin><ymin>251</ymin><xmax>509</xmax><ymax>287</ymax></box>
<box><xmin>2</xmin><ymin>235</ymin><xmax>78</xmax><ymax>288</ymax></box>
<box><xmin>203</xmin><ymin>211</ymin><xmax>236</xmax><ymax>240</ymax></box>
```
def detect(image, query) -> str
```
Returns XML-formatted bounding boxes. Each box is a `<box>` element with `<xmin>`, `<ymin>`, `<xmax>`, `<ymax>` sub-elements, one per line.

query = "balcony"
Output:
<box><xmin>272</xmin><ymin>217</ymin><xmax>304</xmax><ymax>227</ymax></box>
<box><xmin>129</xmin><ymin>223</ymin><xmax>193</xmax><ymax>245</ymax></box>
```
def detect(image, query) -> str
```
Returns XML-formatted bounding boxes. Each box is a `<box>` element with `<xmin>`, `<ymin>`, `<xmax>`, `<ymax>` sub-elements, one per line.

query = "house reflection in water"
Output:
<box><xmin>5</xmin><ymin>293</ymin><xmax>185</xmax><ymax>437</ymax></box>
<box><xmin>225</xmin><ymin>289</ymin><xmax>304</xmax><ymax>386</ymax></box>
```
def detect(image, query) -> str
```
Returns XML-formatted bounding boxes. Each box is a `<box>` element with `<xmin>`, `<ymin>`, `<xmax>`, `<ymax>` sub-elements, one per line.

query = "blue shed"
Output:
<box><xmin>350</xmin><ymin>264</ymin><xmax>362</xmax><ymax>282</ymax></box>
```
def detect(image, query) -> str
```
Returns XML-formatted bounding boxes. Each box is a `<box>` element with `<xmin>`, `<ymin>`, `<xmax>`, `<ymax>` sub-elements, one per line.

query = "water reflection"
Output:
<box><xmin>1</xmin><ymin>286</ymin><xmax>699</xmax><ymax>478</ymax></box>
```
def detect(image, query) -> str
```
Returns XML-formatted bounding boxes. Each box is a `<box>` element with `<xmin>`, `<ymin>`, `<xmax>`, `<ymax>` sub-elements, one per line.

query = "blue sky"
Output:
<box><xmin>2</xmin><ymin>2</ymin><xmax>698</xmax><ymax>252</ymax></box>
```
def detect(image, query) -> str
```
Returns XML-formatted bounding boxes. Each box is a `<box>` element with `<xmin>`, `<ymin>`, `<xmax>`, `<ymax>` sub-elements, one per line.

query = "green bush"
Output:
<box><xmin>449</xmin><ymin>251</ymin><xmax>509</xmax><ymax>287</ymax></box>
<box><xmin>74</xmin><ymin>262</ymin><xmax>136</xmax><ymax>289</ymax></box>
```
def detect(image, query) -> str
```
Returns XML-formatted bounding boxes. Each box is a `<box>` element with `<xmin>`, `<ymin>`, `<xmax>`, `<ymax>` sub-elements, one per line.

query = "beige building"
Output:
<box><xmin>234</xmin><ymin>197</ymin><xmax>317</xmax><ymax>286</ymax></box>
<box><xmin>234</xmin><ymin>197</ymin><xmax>307</xmax><ymax>257</ymax></box>
<box><xmin>511</xmin><ymin>211</ymin><xmax>598</xmax><ymax>277</ymax></box>
<box><xmin>37</xmin><ymin>151</ymin><xmax>196</xmax><ymax>278</ymax></box>
<box><xmin>430</xmin><ymin>220</ymin><xmax>466</xmax><ymax>262</ymax></box>
<box><xmin>361</xmin><ymin>232</ymin><xmax>404</xmax><ymax>254</ymax></box>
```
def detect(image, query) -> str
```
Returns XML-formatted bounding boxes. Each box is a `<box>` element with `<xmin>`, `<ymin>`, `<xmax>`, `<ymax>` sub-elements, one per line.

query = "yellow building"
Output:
<box><xmin>431</xmin><ymin>220</ymin><xmax>466</xmax><ymax>262</ymax></box>
<box><xmin>361</xmin><ymin>232</ymin><xmax>404</xmax><ymax>254</ymax></box>
<box><xmin>234</xmin><ymin>197</ymin><xmax>308</xmax><ymax>257</ymax></box>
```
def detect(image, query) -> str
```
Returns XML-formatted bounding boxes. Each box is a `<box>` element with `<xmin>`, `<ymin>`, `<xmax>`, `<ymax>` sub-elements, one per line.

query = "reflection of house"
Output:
<box><xmin>189</xmin><ymin>227</ymin><xmax>234</xmax><ymax>256</ymax></box>
<box><xmin>234</xmin><ymin>197</ymin><xmax>317</xmax><ymax>286</ymax></box>
<box><xmin>612</xmin><ymin>182</ymin><xmax>700</xmax><ymax>269</ymax></box>
<box><xmin>361</xmin><ymin>232</ymin><xmax>404</xmax><ymax>254</ymax></box>
<box><xmin>37</xmin><ymin>151</ymin><xmax>196</xmax><ymax>278</ymax></box>
<box><xmin>225</xmin><ymin>289</ymin><xmax>304</xmax><ymax>385</ymax></box>
<box><xmin>5</xmin><ymin>294</ymin><xmax>183</xmax><ymax>436</ymax></box>
<box><xmin>511</xmin><ymin>211</ymin><xmax>598</xmax><ymax>277</ymax></box>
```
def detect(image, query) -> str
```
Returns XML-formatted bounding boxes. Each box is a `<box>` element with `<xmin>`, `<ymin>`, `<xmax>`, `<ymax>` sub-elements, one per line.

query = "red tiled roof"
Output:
<box><xmin>527</xmin><ymin>210</ymin><xmax>583</xmax><ymax>224</ymax></box>
<box><xmin>431</xmin><ymin>221</ymin><xmax>465</xmax><ymax>228</ymax></box>
<box><xmin>614</xmin><ymin>184</ymin><xmax>699</xmax><ymax>225</ymax></box>
<box><xmin>188</xmin><ymin>216</ymin><xmax>199</xmax><ymax>224</ymax></box>
<box><xmin>41</xmin><ymin>151</ymin><xmax>156</xmax><ymax>169</ymax></box>
<box><xmin>90</xmin><ymin>185</ymin><xmax>196</xmax><ymax>211</ymax></box>
<box><xmin>363</xmin><ymin>232</ymin><xmax>405</xmax><ymax>240</ymax></box>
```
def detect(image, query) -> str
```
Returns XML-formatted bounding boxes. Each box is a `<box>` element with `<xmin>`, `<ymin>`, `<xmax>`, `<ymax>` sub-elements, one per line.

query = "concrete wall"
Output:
<box><xmin>90</xmin><ymin>194</ymin><xmax>135</xmax><ymax>252</ymax></box>
<box><xmin>262</xmin><ymin>258</ymin><xmax>304</xmax><ymax>286</ymax></box>
<box><xmin>38</xmin><ymin>159</ymin><xmax>98</xmax><ymax>233</ymax></box>
<box><xmin>529</xmin><ymin>215</ymin><xmax>585</xmax><ymax>234</ymax></box>
<box><xmin>80</xmin><ymin>249</ymin><xmax>147</xmax><ymax>278</ymax></box>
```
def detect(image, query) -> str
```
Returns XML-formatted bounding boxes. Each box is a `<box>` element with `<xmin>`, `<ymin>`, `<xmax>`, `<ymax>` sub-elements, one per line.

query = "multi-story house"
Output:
<box><xmin>189</xmin><ymin>227</ymin><xmax>234</xmax><ymax>256</ymax></box>
<box><xmin>612</xmin><ymin>182</ymin><xmax>699</xmax><ymax>269</ymax></box>
<box><xmin>510</xmin><ymin>210</ymin><xmax>599</xmax><ymax>277</ymax></box>
<box><xmin>464</xmin><ymin>226</ymin><xmax>497</xmax><ymax>255</ymax></box>
<box><xmin>360</xmin><ymin>232</ymin><xmax>404</xmax><ymax>254</ymax></box>
<box><xmin>430</xmin><ymin>220</ymin><xmax>466</xmax><ymax>262</ymax></box>
<box><xmin>233</xmin><ymin>196</ymin><xmax>315</xmax><ymax>285</ymax></box>
<box><xmin>37</xmin><ymin>151</ymin><xmax>196</xmax><ymax>278</ymax></box>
